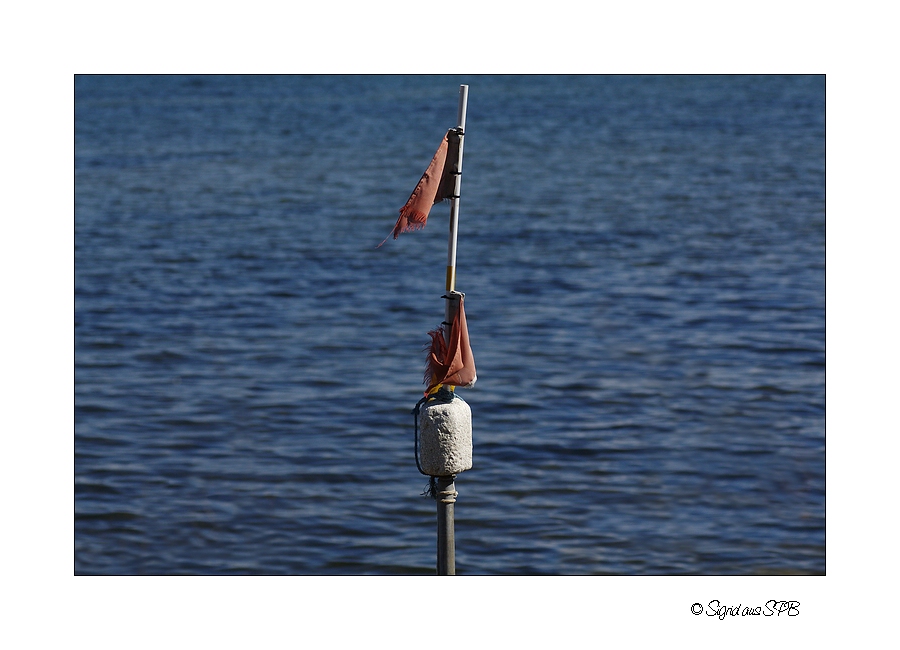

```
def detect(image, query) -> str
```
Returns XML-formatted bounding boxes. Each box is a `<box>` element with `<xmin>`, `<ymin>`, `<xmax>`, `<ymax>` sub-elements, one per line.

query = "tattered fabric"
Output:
<box><xmin>425</xmin><ymin>296</ymin><xmax>476</xmax><ymax>392</ymax></box>
<box><xmin>380</xmin><ymin>129</ymin><xmax>460</xmax><ymax>245</ymax></box>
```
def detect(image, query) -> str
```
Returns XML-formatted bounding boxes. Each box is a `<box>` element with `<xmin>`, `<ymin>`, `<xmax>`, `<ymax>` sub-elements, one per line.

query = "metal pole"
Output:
<box><xmin>435</xmin><ymin>474</ymin><xmax>457</xmax><ymax>575</ymax></box>
<box><xmin>445</xmin><ymin>84</ymin><xmax>468</xmax><ymax>295</ymax></box>
<box><xmin>436</xmin><ymin>85</ymin><xmax>468</xmax><ymax>575</ymax></box>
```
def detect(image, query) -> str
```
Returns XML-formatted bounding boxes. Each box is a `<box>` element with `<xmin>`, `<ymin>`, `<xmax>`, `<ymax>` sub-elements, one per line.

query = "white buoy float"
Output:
<box><xmin>416</xmin><ymin>389</ymin><xmax>473</xmax><ymax>477</ymax></box>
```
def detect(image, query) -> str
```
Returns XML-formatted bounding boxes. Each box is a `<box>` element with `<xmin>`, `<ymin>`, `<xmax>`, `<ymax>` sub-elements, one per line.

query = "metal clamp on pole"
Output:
<box><xmin>442</xmin><ymin>290</ymin><xmax>464</xmax><ymax>337</ymax></box>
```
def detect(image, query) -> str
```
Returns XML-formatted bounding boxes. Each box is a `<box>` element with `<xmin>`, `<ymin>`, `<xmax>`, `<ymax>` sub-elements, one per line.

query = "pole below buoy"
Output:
<box><xmin>435</xmin><ymin>475</ymin><xmax>457</xmax><ymax>575</ymax></box>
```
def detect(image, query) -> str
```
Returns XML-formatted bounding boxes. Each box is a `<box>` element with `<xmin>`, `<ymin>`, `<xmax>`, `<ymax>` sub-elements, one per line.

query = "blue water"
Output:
<box><xmin>75</xmin><ymin>75</ymin><xmax>824</xmax><ymax>575</ymax></box>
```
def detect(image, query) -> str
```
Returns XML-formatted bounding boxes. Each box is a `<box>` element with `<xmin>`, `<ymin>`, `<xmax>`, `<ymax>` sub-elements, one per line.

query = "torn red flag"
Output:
<box><xmin>425</xmin><ymin>296</ymin><xmax>477</xmax><ymax>392</ymax></box>
<box><xmin>380</xmin><ymin>129</ymin><xmax>460</xmax><ymax>246</ymax></box>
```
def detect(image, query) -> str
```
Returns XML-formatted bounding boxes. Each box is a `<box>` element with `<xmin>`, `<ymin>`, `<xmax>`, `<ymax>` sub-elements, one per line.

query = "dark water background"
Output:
<box><xmin>75</xmin><ymin>75</ymin><xmax>824</xmax><ymax>575</ymax></box>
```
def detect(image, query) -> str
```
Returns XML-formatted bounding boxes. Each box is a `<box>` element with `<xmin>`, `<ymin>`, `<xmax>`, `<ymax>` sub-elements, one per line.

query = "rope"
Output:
<box><xmin>412</xmin><ymin>386</ymin><xmax>456</xmax><ymax>499</ymax></box>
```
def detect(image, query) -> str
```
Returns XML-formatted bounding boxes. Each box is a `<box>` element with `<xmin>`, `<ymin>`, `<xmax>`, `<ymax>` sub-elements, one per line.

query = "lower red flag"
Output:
<box><xmin>425</xmin><ymin>296</ymin><xmax>477</xmax><ymax>393</ymax></box>
<box><xmin>380</xmin><ymin>129</ymin><xmax>460</xmax><ymax>246</ymax></box>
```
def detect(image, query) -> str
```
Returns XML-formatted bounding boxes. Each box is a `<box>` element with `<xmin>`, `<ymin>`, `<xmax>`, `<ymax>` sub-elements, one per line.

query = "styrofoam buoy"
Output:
<box><xmin>417</xmin><ymin>393</ymin><xmax>472</xmax><ymax>477</ymax></box>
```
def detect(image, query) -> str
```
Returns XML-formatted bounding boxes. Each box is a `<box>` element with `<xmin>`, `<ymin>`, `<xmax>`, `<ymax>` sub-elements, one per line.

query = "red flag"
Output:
<box><xmin>425</xmin><ymin>296</ymin><xmax>476</xmax><ymax>392</ymax></box>
<box><xmin>380</xmin><ymin>129</ymin><xmax>460</xmax><ymax>245</ymax></box>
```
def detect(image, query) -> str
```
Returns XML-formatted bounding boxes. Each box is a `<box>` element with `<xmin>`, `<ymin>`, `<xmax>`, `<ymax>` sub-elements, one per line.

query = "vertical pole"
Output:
<box><xmin>445</xmin><ymin>84</ymin><xmax>468</xmax><ymax>295</ymax></box>
<box><xmin>435</xmin><ymin>474</ymin><xmax>457</xmax><ymax>575</ymax></box>
<box><xmin>437</xmin><ymin>85</ymin><xmax>468</xmax><ymax>575</ymax></box>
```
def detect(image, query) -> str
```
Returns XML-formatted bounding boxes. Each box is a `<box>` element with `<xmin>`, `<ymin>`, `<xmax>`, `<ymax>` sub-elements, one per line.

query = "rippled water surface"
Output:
<box><xmin>75</xmin><ymin>75</ymin><xmax>824</xmax><ymax>574</ymax></box>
